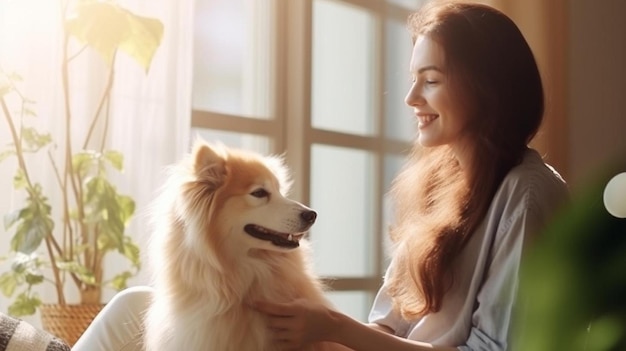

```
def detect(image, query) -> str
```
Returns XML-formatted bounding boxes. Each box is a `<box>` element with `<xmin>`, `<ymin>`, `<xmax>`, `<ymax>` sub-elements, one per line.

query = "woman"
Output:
<box><xmin>253</xmin><ymin>1</ymin><xmax>569</xmax><ymax>350</ymax></box>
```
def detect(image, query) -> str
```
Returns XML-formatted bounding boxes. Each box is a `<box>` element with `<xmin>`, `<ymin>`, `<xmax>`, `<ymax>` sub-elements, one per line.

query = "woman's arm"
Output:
<box><xmin>253</xmin><ymin>299</ymin><xmax>458</xmax><ymax>351</ymax></box>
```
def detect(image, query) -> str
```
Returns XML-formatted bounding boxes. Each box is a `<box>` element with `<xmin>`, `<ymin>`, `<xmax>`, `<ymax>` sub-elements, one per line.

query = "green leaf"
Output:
<box><xmin>56</xmin><ymin>261</ymin><xmax>96</xmax><ymax>285</ymax></box>
<box><xmin>122</xmin><ymin>237</ymin><xmax>141</xmax><ymax>268</ymax></box>
<box><xmin>10</xmin><ymin>187</ymin><xmax>54</xmax><ymax>254</ymax></box>
<box><xmin>82</xmin><ymin>174</ymin><xmax>136</xmax><ymax>258</ymax></box>
<box><xmin>103</xmin><ymin>150</ymin><xmax>124</xmax><ymax>171</ymax></box>
<box><xmin>116</xmin><ymin>194</ymin><xmax>136</xmax><ymax>225</ymax></box>
<box><xmin>66</xmin><ymin>2</ymin><xmax>130</xmax><ymax>66</ymax></box>
<box><xmin>0</xmin><ymin>84</ymin><xmax>11</xmax><ymax>98</ymax></box>
<box><xmin>11</xmin><ymin>215</ymin><xmax>49</xmax><ymax>254</ymax></box>
<box><xmin>108</xmin><ymin>271</ymin><xmax>132</xmax><ymax>291</ymax></box>
<box><xmin>8</xmin><ymin>292</ymin><xmax>41</xmax><ymax>317</ymax></box>
<box><xmin>0</xmin><ymin>149</ymin><xmax>15</xmax><ymax>163</ymax></box>
<box><xmin>65</xmin><ymin>2</ymin><xmax>163</xmax><ymax>72</ymax></box>
<box><xmin>21</xmin><ymin>127</ymin><xmax>51</xmax><ymax>152</ymax></box>
<box><xmin>118</xmin><ymin>11</ymin><xmax>164</xmax><ymax>73</ymax></box>
<box><xmin>13</xmin><ymin>169</ymin><xmax>28</xmax><ymax>189</ymax></box>
<box><xmin>73</xmin><ymin>150</ymin><xmax>99</xmax><ymax>178</ymax></box>
<box><xmin>0</xmin><ymin>272</ymin><xmax>18</xmax><ymax>297</ymax></box>
<box><xmin>24</xmin><ymin>271</ymin><xmax>44</xmax><ymax>285</ymax></box>
<box><xmin>10</xmin><ymin>253</ymin><xmax>36</xmax><ymax>273</ymax></box>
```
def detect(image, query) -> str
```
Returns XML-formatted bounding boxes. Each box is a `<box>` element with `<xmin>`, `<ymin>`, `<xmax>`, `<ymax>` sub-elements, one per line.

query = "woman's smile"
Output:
<box><xmin>416</xmin><ymin>113</ymin><xmax>439</xmax><ymax>129</ymax></box>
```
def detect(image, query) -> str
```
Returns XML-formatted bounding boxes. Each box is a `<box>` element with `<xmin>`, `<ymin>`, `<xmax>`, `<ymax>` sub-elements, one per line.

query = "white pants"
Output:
<box><xmin>72</xmin><ymin>286</ymin><xmax>154</xmax><ymax>351</ymax></box>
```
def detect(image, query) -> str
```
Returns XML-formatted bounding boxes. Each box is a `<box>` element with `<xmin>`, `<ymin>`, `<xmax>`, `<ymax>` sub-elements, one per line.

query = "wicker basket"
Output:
<box><xmin>40</xmin><ymin>303</ymin><xmax>104</xmax><ymax>346</ymax></box>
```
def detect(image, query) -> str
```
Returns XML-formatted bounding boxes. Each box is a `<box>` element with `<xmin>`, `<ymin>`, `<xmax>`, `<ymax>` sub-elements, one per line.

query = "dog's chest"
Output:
<box><xmin>193</xmin><ymin>307</ymin><xmax>273</xmax><ymax>351</ymax></box>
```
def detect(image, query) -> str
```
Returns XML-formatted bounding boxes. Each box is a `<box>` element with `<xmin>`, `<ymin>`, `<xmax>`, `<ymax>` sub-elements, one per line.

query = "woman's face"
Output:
<box><xmin>405</xmin><ymin>35</ymin><xmax>471</xmax><ymax>153</ymax></box>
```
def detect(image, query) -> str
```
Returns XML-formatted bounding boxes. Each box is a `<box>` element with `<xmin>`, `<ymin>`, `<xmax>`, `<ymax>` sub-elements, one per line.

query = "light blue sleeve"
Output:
<box><xmin>369</xmin><ymin>206</ymin><xmax>548</xmax><ymax>350</ymax></box>
<box><xmin>458</xmin><ymin>206</ymin><xmax>537</xmax><ymax>351</ymax></box>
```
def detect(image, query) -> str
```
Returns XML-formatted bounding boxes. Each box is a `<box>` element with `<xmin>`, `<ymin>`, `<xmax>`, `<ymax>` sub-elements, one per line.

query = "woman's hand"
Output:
<box><xmin>253</xmin><ymin>299</ymin><xmax>339</xmax><ymax>350</ymax></box>
<box><xmin>254</xmin><ymin>300</ymin><xmax>455</xmax><ymax>351</ymax></box>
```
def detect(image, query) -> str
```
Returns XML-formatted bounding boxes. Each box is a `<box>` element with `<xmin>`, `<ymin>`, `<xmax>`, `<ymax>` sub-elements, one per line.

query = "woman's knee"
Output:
<box><xmin>73</xmin><ymin>286</ymin><xmax>155</xmax><ymax>351</ymax></box>
<box><xmin>107</xmin><ymin>285</ymin><xmax>154</xmax><ymax>314</ymax></box>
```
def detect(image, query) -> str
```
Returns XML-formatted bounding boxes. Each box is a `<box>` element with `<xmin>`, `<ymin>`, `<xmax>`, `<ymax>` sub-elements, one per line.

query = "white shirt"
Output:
<box><xmin>368</xmin><ymin>148</ymin><xmax>569</xmax><ymax>350</ymax></box>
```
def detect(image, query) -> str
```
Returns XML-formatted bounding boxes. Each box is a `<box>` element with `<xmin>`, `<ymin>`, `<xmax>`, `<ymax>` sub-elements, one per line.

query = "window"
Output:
<box><xmin>191</xmin><ymin>0</ymin><xmax>424</xmax><ymax>321</ymax></box>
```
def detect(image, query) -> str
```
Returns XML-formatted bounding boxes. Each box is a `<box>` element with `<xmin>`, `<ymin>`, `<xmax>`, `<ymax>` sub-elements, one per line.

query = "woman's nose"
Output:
<box><xmin>404</xmin><ymin>84</ymin><xmax>425</xmax><ymax>107</ymax></box>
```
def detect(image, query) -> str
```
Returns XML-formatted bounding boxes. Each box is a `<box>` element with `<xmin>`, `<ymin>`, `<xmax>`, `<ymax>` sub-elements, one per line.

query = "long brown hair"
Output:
<box><xmin>386</xmin><ymin>0</ymin><xmax>545</xmax><ymax>320</ymax></box>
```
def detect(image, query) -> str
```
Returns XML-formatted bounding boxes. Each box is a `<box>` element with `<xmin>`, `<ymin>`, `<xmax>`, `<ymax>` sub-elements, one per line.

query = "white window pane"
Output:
<box><xmin>325</xmin><ymin>290</ymin><xmax>373</xmax><ymax>322</ymax></box>
<box><xmin>382</xmin><ymin>154</ymin><xmax>407</xmax><ymax>268</ymax></box>
<box><xmin>384</xmin><ymin>153</ymin><xmax>407</xmax><ymax>189</ymax></box>
<box><xmin>191</xmin><ymin>127</ymin><xmax>272</xmax><ymax>154</ymax></box>
<box><xmin>192</xmin><ymin>0</ymin><xmax>274</xmax><ymax>118</ymax></box>
<box><xmin>385</xmin><ymin>19</ymin><xmax>415</xmax><ymax>142</ymax></box>
<box><xmin>312</xmin><ymin>0</ymin><xmax>376</xmax><ymax>136</ymax></box>
<box><xmin>309</xmin><ymin>144</ymin><xmax>376</xmax><ymax>277</ymax></box>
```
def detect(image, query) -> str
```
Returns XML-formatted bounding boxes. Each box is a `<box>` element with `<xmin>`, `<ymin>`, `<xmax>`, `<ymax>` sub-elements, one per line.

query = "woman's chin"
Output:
<box><xmin>417</xmin><ymin>135</ymin><xmax>440</xmax><ymax>148</ymax></box>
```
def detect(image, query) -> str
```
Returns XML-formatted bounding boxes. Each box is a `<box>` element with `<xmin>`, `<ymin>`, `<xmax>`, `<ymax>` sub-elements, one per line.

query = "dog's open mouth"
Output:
<box><xmin>244</xmin><ymin>224</ymin><xmax>304</xmax><ymax>249</ymax></box>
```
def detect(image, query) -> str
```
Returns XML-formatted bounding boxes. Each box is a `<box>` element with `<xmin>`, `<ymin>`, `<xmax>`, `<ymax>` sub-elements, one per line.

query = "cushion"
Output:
<box><xmin>0</xmin><ymin>312</ymin><xmax>70</xmax><ymax>351</ymax></box>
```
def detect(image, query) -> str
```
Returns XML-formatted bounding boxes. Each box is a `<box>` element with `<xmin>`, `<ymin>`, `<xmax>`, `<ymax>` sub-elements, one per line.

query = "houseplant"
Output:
<box><xmin>0</xmin><ymin>0</ymin><xmax>163</xmax><ymax>342</ymax></box>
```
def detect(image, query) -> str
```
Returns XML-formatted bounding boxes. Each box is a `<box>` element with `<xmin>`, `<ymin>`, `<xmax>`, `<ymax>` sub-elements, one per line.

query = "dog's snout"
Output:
<box><xmin>300</xmin><ymin>210</ymin><xmax>317</xmax><ymax>224</ymax></box>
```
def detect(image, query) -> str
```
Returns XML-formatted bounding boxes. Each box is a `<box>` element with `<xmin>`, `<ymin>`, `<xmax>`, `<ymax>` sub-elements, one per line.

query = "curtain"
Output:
<box><xmin>105</xmin><ymin>0</ymin><xmax>194</xmax><ymax>293</ymax></box>
<box><xmin>0</xmin><ymin>0</ymin><xmax>193</xmax><ymax>325</ymax></box>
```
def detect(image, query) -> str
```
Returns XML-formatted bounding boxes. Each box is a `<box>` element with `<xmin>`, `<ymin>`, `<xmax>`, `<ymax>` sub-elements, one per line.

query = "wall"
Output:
<box><xmin>568</xmin><ymin>0</ymin><xmax>626</xmax><ymax>188</ymax></box>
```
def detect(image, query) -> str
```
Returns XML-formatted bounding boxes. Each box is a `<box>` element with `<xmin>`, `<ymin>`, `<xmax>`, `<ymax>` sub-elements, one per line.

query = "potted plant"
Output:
<box><xmin>0</xmin><ymin>0</ymin><xmax>163</xmax><ymax>343</ymax></box>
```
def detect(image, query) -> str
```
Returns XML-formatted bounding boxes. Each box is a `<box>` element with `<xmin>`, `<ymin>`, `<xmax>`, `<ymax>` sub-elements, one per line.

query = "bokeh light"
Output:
<box><xmin>604</xmin><ymin>172</ymin><xmax>626</xmax><ymax>218</ymax></box>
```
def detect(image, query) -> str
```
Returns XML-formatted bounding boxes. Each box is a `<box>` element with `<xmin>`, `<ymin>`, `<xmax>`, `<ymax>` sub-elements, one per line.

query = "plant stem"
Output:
<box><xmin>100</xmin><ymin>93</ymin><xmax>112</xmax><ymax>152</ymax></box>
<box><xmin>46</xmin><ymin>149</ymin><xmax>82</xmax><ymax>289</ymax></box>
<box><xmin>67</xmin><ymin>44</ymin><xmax>88</xmax><ymax>63</ymax></box>
<box><xmin>3</xmin><ymin>92</ymin><xmax>78</xmax><ymax>304</ymax></box>
<box><xmin>47</xmin><ymin>149</ymin><xmax>73</xmax><ymax>261</ymax></box>
<box><xmin>45</xmin><ymin>235</ymin><xmax>66</xmax><ymax>305</ymax></box>
<box><xmin>60</xmin><ymin>22</ymin><xmax>86</xmax><ymax>294</ymax></box>
<box><xmin>0</xmin><ymin>97</ymin><xmax>34</xmax><ymax>189</ymax></box>
<box><xmin>82</xmin><ymin>52</ymin><xmax>117</xmax><ymax>288</ymax></box>
<box><xmin>83</xmin><ymin>51</ymin><xmax>116</xmax><ymax>150</ymax></box>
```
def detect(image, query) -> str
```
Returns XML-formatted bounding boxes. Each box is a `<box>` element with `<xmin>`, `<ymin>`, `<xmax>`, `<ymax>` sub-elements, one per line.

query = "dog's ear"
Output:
<box><xmin>193</xmin><ymin>143</ymin><xmax>227</xmax><ymax>188</ymax></box>
<box><xmin>263</xmin><ymin>154</ymin><xmax>293</xmax><ymax>196</ymax></box>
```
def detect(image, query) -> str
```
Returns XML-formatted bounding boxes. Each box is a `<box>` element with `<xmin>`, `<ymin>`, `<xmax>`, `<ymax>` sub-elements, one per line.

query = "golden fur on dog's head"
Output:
<box><xmin>151</xmin><ymin>139</ymin><xmax>316</xmax><ymax>275</ymax></box>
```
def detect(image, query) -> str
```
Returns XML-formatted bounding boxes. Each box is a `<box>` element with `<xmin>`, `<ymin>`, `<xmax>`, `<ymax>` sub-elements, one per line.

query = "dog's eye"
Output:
<box><xmin>250</xmin><ymin>189</ymin><xmax>269</xmax><ymax>198</ymax></box>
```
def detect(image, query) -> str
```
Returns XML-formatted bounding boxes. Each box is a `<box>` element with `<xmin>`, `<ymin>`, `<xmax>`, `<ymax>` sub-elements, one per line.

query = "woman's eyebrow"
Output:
<box><xmin>417</xmin><ymin>65</ymin><xmax>444</xmax><ymax>74</ymax></box>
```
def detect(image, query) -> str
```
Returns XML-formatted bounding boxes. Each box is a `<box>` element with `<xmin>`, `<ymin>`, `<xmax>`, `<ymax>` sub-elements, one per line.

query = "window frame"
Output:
<box><xmin>191</xmin><ymin>0</ymin><xmax>420</xmax><ymax>319</ymax></box>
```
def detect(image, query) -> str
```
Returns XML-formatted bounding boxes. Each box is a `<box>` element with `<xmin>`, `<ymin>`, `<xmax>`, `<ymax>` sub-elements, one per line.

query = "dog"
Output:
<box><xmin>143</xmin><ymin>140</ymin><xmax>341</xmax><ymax>351</ymax></box>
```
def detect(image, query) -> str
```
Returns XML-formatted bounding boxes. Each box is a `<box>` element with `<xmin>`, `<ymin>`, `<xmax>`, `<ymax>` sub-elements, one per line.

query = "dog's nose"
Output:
<box><xmin>300</xmin><ymin>210</ymin><xmax>317</xmax><ymax>224</ymax></box>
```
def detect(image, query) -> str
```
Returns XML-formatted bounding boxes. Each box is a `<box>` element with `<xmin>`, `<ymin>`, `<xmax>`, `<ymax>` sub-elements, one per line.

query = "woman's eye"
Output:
<box><xmin>426</xmin><ymin>80</ymin><xmax>438</xmax><ymax>85</ymax></box>
<box><xmin>250</xmin><ymin>189</ymin><xmax>269</xmax><ymax>198</ymax></box>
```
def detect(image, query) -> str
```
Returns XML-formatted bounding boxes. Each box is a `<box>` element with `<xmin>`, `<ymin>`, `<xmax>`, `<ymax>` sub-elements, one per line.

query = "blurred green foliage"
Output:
<box><xmin>515</xmin><ymin>156</ymin><xmax>626</xmax><ymax>351</ymax></box>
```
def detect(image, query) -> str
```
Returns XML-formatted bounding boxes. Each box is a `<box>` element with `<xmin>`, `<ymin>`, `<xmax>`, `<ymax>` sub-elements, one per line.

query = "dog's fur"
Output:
<box><xmin>144</xmin><ymin>141</ymin><xmax>340</xmax><ymax>351</ymax></box>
